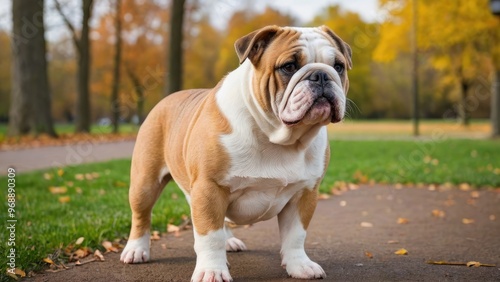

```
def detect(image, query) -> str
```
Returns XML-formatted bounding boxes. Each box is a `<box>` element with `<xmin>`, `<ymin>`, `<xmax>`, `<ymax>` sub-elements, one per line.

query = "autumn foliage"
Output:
<box><xmin>0</xmin><ymin>0</ymin><xmax>498</xmax><ymax>126</ymax></box>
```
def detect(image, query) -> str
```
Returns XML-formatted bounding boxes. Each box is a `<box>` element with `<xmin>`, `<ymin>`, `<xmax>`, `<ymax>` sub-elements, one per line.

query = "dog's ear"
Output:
<box><xmin>234</xmin><ymin>25</ymin><xmax>281</xmax><ymax>65</ymax></box>
<box><xmin>320</xmin><ymin>25</ymin><xmax>352</xmax><ymax>70</ymax></box>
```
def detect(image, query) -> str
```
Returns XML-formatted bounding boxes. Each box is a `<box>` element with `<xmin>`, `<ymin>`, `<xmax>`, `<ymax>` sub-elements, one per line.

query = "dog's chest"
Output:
<box><xmin>220</xmin><ymin>129</ymin><xmax>328</xmax><ymax>225</ymax></box>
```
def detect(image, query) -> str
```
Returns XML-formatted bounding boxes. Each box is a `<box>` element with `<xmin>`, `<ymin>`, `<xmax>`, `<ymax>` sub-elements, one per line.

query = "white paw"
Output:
<box><xmin>225</xmin><ymin>237</ymin><xmax>247</xmax><ymax>252</ymax></box>
<box><xmin>283</xmin><ymin>258</ymin><xmax>326</xmax><ymax>279</ymax></box>
<box><xmin>120</xmin><ymin>233</ymin><xmax>150</xmax><ymax>264</ymax></box>
<box><xmin>191</xmin><ymin>267</ymin><xmax>233</xmax><ymax>282</ymax></box>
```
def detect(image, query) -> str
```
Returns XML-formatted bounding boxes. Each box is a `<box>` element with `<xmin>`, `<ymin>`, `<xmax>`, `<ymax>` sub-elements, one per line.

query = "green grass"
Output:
<box><xmin>0</xmin><ymin>123</ymin><xmax>139</xmax><ymax>137</ymax></box>
<box><xmin>322</xmin><ymin>139</ymin><xmax>499</xmax><ymax>191</ymax></box>
<box><xmin>1</xmin><ymin>139</ymin><xmax>499</xmax><ymax>277</ymax></box>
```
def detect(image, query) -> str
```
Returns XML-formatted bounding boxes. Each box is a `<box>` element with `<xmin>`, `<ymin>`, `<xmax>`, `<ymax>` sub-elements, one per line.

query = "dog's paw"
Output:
<box><xmin>191</xmin><ymin>267</ymin><xmax>233</xmax><ymax>282</ymax></box>
<box><xmin>120</xmin><ymin>234</ymin><xmax>150</xmax><ymax>264</ymax></box>
<box><xmin>283</xmin><ymin>258</ymin><xmax>326</xmax><ymax>279</ymax></box>
<box><xmin>225</xmin><ymin>237</ymin><xmax>247</xmax><ymax>252</ymax></box>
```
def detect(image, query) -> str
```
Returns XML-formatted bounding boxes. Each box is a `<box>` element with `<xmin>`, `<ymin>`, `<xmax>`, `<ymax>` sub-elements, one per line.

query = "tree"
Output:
<box><xmin>374</xmin><ymin>0</ymin><xmax>499</xmax><ymax>125</ymax></box>
<box><xmin>166</xmin><ymin>0</ymin><xmax>185</xmax><ymax>95</ymax></box>
<box><xmin>310</xmin><ymin>5</ymin><xmax>379</xmax><ymax>118</ymax></box>
<box><xmin>110</xmin><ymin>0</ymin><xmax>122</xmax><ymax>133</ymax></box>
<box><xmin>215</xmin><ymin>7</ymin><xmax>296</xmax><ymax>80</ymax></box>
<box><xmin>55</xmin><ymin>0</ymin><xmax>94</xmax><ymax>133</ymax></box>
<box><xmin>9</xmin><ymin>0</ymin><xmax>57</xmax><ymax>137</ymax></box>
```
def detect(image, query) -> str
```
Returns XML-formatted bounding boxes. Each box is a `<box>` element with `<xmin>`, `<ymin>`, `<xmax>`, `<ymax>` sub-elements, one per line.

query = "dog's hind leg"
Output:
<box><xmin>120</xmin><ymin>128</ymin><xmax>170</xmax><ymax>264</ymax></box>
<box><xmin>224</xmin><ymin>222</ymin><xmax>247</xmax><ymax>252</ymax></box>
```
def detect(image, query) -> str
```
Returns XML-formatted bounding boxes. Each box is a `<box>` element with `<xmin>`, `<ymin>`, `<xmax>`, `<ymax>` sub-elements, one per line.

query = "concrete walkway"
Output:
<box><xmin>30</xmin><ymin>185</ymin><xmax>500</xmax><ymax>281</ymax></box>
<box><xmin>0</xmin><ymin>141</ymin><xmax>135</xmax><ymax>175</ymax></box>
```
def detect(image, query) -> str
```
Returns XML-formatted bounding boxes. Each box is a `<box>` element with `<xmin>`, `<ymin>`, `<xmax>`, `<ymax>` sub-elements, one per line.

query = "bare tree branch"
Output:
<box><xmin>54</xmin><ymin>0</ymin><xmax>81</xmax><ymax>52</ymax></box>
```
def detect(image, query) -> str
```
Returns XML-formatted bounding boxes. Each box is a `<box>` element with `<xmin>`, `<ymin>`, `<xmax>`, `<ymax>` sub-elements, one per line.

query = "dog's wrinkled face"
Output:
<box><xmin>235</xmin><ymin>25</ymin><xmax>352</xmax><ymax>128</ymax></box>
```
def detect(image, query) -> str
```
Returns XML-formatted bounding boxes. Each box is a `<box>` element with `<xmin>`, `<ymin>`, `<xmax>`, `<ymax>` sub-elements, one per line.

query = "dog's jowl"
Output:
<box><xmin>120</xmin><ymin>25</ymin><xmax>352</xmax><ymax>282</ymax></box>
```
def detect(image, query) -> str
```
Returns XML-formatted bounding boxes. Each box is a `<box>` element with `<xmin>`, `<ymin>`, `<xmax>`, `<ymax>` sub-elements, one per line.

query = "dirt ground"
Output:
<box><xmin>28</xmin><ymin>185</ymin><xmax>500</xmax><ymax>282</ymax></box>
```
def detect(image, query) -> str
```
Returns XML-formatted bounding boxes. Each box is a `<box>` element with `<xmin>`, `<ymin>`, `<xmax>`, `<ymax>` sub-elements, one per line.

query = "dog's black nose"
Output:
<box><xmin>307</xmin><ymin>70</ymin><xmax>330</xmax><ymax>86</ymax></box>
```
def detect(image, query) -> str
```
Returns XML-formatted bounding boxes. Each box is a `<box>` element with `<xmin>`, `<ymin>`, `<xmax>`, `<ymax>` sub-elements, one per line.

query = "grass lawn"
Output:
<box><xmin>1</xmin><ymin>139</ymin><xmax>499</xmax><ymax>276</ymax></box>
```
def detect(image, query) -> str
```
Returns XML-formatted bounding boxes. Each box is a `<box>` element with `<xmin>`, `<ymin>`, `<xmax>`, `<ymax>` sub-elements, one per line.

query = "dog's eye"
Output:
<box><xmin>280</xmin><ymin>62</ymin><xmax>298</xmax><ymax>74</ymax></box>
<box><xmin>333</xmin><ymin>63</ymin><xmax>345</xmax><ymax>74</ymax></box>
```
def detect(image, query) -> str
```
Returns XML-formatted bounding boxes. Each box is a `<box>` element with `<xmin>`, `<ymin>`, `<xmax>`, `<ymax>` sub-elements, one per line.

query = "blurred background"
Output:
<box><xmin>0</xmin><ymin>0</ymin><xmax>499</xmax><ymax>140</ymax></box>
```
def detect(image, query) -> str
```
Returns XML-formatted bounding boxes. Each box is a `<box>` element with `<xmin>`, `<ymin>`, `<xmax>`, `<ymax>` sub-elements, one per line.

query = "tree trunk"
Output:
<box><xmin>9</xmin><ymin>0</ymin><xmax>57</xmax><ymax>137</ymax></box>
<box><xmin>126</xmin><ymin>66</ymin><xmax>145</xmax><ymax>124</ymax></box>
<box><xmin>166</xmin><ymin>0</ymin><xmax>185</xmax><ymax>96</ymax></box>
<box><xmin>75</xmin><ymin>0</ymin><xmax>93</xmax><ymax>133</ymax></box>
<box><xmin>111</xmin><ymin>0</ymin><xmax>122</xmax><ymax>133</ymax></box>
<box><xmin>458</xmin><ymin>79</ymin><xmax>470</xmax><ymax>126</ymax></box>
<box><xmin>492</xmin><ymin>69</ymin><xmax>500</xmax><ymax>138</ymax></box>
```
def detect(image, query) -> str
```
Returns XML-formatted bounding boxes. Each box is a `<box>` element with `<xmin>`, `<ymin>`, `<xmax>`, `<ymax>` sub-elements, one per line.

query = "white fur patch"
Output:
<box><xmin>120</xmin><ymin>232</ymin><xmax>151</xmax><ymax>264</ymax></box>
<box><xmin>192</xmin><ymin>229</ymin><xmax>232</xmax><ymax>282</ymax></box>
<box><xmin>224</xmin><ymin>228</ymin><xmax>247</xmax><ymax>252</ymax></box>
<box><xmin>280</xmin><ymin>217</ymin><xmax>326</xmax><ymax>279</ymax></box>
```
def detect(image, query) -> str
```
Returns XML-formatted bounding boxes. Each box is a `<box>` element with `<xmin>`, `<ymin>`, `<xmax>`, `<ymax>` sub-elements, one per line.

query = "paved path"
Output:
<box><xmin>0</xmin><ymin>141</ymin><xmax>135</xmax><ymax>175</ymax></box>
<box><xmin>30</xmin><ymin>185</ymin><xmax>500</xmax><ymax>281</ymax></box>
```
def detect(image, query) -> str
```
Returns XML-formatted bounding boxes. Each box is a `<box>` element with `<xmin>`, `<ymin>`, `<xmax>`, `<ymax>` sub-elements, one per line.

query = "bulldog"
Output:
<box><xmin>120</xmin><ymin>25</ymin><xmax>352</xmax><ymax>281</ymax></box>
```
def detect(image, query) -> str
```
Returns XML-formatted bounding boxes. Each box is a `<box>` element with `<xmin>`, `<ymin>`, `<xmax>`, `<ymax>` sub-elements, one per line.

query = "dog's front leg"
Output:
<box><xmin>190</xmin><ymin>182</ymin><xmax>232</xmax><ymax>282</ymax></box>
<box><xmin>278</xmin><ymin>188</ymin><xmax>326</xmax><ymax>279</ymax></box>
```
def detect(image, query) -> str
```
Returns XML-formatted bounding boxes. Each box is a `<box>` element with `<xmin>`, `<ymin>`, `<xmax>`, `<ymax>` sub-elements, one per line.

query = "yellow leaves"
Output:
<box><xmin>394</xmin><ymin>248</ymin><xmax>408</xmax><ymax>255</ymax></box>
<box><xmin>43</xmin><ymin>257</ymin><xmax>55</xmax><ymax>264</ymax></box>
<box><xmin>364</xmin><ymin>251</ymin><xmax>373</xmax><ymax>259</ymax></box>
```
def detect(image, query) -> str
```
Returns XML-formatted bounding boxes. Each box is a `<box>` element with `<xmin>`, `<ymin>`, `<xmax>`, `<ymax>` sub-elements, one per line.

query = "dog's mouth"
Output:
<box><xmin>281</xmin><ymin>95</ymin><xmax>342</xmax><ymax>126</ymax></box>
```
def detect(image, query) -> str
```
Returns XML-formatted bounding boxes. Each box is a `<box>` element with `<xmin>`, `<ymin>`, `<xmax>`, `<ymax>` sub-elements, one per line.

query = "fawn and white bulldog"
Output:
<box><xmin>120</xmin><ymin>25</ymin><xmax>352</xmax><ymax>281</ymax></box>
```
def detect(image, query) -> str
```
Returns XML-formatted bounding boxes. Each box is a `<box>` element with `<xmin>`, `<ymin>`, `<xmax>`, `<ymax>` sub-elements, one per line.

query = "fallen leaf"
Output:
<box><xmin>58</xmin><ymin>196</ymin><xmax>71</xmax><ymax>203</ymax></box>
<box><xmin>94</xmin><ymin>250</ymin><xmax>105</xmax><ymax>261</ymax></box>
<box><xmin>360</xmin><ymin>222</ymin><xmax>373</xmax><ymax>228</ymax></box>
<box><xmin>432</xmin><ymin>209</ymin><xmax>446</xmax><ymax>218</ymax></box>
<box><xmin>470</xmin><ymin>191</ymin><xmax>480</xmax><ymax>199</ymax></box>
<box><xmin>397</xmin><ymin>217</ymin><xmax>409</xmax><ymax>224</ymax></box>
<box><xmin>75</xmin><ymin>187</ymin><xmax>83</xmax><ymax>194</ymax></box>
<box><xmin>75</xmin><ymin>237</ymin><xmax>84</xmax><ymax>245</ymax></box>
<box><xmin>462</xmin><ymin>218</ymin><xmax>475</xmax><ymax>225</ymax></box>
<box><xmin>364</xmin><ymin>251</ymin><xmax>373</xmax><ymax>259</ymax></box>
<box><xmin>49</xmin><ymin>186</ymin><xmax>68</xmax><ymax>194</ymax></box>
<box><xmin>75</xmin><ymin>174</ymin><xmax>84</xmax><ymax>181</ymax></box>
<box><xmin>318</xmin><ymin>193</ymin><xmax>330</xmax><ymax>200</ymax></box>
<box><xmin>57</xmin><ymin>168</ymin><xmax>64</xmax><ymax>177</ymax></box>
<box><xmin>353</xmin><ymin>170</ymin><xmax>369</xmax><ymax>184</ymax></box>
<box><xmin>44</xmin><ymin>173</ymin><xmax>53</xmax><ymax>180</ymax></box>
<box><xmin>43</xmin><ymin>257</ymin><xmax>54</xmax><ymax>264</ymax></box>
<box><xmin>387</xmin><ymin>240</ymin><xmax>399</xmax><ymax>244</ymax></box>
<box><xmin>466</xmin><ymin>261</ymin><xmax>481</xmax><ymax>267</ymax></box>
<box><xmin>72</xmin><ymin>248</ymin><xmax>91</xmax><ymax>260</ymax></box>
<box><xmin>151</xmin><ymin>230</ymin><xmax>161</xmax><ymax>240</ymax></box>
<box><xmin>167</xmin><ymin>224</ymin><xmax>180</xmax><ymax>233</ymax></box>
<box><xmin>459</xmin><ymin>183</ymin><xmax>471</xmax><ymax>191</ymax></box>
<box><xmin>394</xmin><ymin>248</ymin><xmax>408</xmax><ymax>255</ymax></box>
<box><xmin>339</xmin><ymin>200</ymin><xmax>347</xmax><ymax>207</ymax></box>
<box><xmin>102</xmin><ymin>241</ymin><xmax>119</xmax><ymax>253</ymax></box>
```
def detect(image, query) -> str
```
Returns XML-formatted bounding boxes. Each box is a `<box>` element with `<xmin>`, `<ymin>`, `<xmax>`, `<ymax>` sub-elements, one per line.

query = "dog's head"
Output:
<box><xmin>235</xmin><ymin>25</ymin><xmax>352</xmax><ymax>145</ymax></box>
